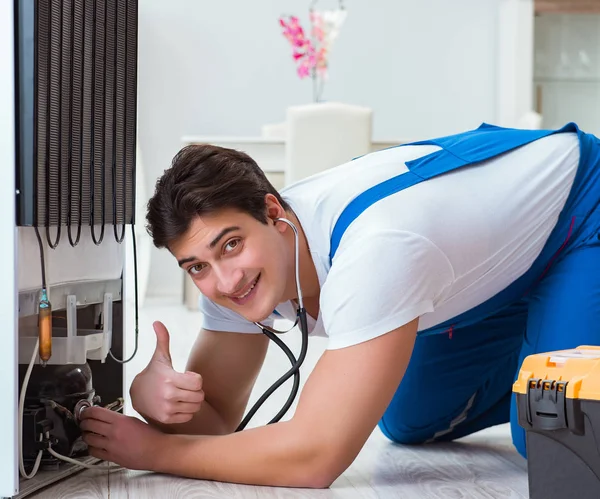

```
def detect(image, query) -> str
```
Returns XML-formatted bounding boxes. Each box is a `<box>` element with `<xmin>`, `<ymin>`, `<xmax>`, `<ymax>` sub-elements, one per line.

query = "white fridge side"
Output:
<box><xmin>0</xmin><ymin>0</ymin><xmax>20</xmax><ymax>496</ymax></box>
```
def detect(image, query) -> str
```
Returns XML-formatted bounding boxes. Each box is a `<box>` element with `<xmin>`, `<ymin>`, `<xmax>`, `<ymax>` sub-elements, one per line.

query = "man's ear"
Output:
<box><xmin>264</xmin><ymin>193</ymin><xmax>286</xmax><ymax>223</ymax></box>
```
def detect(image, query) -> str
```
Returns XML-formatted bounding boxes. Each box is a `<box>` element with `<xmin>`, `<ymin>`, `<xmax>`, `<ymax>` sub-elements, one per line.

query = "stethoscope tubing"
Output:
<box><xmin>235</xmin><ymin>217</ymin><xmax>309</xmax><ymax>431</ymax></box>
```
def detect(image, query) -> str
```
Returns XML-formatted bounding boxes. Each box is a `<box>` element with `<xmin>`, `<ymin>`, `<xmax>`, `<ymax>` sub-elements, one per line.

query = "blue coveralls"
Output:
<box><xmin>329</xmin><ymin>122</ymin><xmax>600</xmax><ymax>458</ymax></box>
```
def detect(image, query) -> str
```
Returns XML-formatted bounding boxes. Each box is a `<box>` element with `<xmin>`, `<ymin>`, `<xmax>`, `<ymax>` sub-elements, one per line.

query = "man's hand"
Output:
<box><xmin>80</xmin><ymin>407</ymin><xmax>165</xmax><ymax>471</ymax></box>
<box><xmin>130</xmin><ymin>321</ymin><xmax>205</xmax><ymax>424</ymax></box>
<box><xmin>138</xmin><ymin>320</ymin><xmax>419</xmax><ymax>488</ymax></box>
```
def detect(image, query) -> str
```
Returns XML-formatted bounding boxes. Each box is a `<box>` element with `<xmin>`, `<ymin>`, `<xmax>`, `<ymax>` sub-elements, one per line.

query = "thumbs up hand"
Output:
<box><xmin>130</xmin><ymin>322</ymin><xmax>205</xmax><ymax>425</ymax></box>
<box><xmin>151</xmin><ymin>320</ymin><xmax>174</xmax><ymax>366</ymax></box>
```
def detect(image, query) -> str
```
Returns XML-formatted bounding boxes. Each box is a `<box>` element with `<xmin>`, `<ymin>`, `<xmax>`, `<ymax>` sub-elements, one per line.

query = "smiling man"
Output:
<box><xmin>80</xmin><ymin>122</ymin><xmax>600</xmax><ymax>487</ymax></box>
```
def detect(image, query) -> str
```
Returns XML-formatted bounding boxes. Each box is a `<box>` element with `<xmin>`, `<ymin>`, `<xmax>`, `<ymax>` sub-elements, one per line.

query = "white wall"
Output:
<box><xmin>138</xmin><ymin>0</ymin><xmax>502</xmax><ymax>298</ymax></box>
<box><xmin>497</xmin><ymin>0</ymin><xmax>534</xmax><ymax>127</ymax></box>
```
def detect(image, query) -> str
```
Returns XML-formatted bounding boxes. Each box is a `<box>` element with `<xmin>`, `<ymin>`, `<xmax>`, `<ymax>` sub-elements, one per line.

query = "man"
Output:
<box><xmin>80</xmin><ymin>122</ymin><xmax>600</xmax><ymax>487</ymax></box>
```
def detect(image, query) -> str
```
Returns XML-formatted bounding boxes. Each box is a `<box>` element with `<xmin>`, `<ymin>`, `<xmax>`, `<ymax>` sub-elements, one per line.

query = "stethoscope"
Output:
<box><xmin>235</xmin><ymin>217</ymin><xmax>309</xmax><ymax>431</ymax></box>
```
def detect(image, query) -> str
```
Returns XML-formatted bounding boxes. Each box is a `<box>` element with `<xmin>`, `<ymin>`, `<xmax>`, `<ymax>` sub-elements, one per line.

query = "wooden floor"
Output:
<box><xmin>26</xmin><ymin>299</ymin><xmax>530</xmax><ymax>498</ymax></box>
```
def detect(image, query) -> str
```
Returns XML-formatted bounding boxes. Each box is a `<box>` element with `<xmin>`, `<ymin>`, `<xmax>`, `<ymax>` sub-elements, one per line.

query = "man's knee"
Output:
<box><xmin>377</xmin><ymin>415</ymin><xmax>433</xmax><ymax>445</ymax></box>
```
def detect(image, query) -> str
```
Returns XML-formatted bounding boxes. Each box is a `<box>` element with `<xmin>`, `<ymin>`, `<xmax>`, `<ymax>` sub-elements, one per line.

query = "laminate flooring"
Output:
<box><xmin>25</xmin><ymin>298</ymin><xmax>529</xmax><ymax>498</ymax></box>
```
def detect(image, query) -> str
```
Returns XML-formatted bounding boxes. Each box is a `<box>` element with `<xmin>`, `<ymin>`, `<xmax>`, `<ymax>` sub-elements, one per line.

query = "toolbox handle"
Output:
<box><xmin>526</xmin><ymin>379</ymin><xmax>568</xmax><ymax>431</ymax></box>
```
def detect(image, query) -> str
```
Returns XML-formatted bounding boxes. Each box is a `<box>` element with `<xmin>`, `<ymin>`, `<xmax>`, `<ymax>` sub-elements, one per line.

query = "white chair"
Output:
<box><xmin>282</xmin><ymin>102</ymin><xmax>373</xmax><ymax>185</ymax></box>
<box><xmin>517</xmin><ymin>110</ymin><xmax>543</xmax><ymax>130</ymax></box>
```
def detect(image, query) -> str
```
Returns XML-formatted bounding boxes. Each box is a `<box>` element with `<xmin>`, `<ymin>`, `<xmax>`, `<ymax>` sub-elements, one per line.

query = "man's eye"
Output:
<box><xmin>224</xmin><ymin>238</ymin><xmax>241</xmax><ymax>253</ymax></box>
<box><xmin>189</xmin><ymin>264</ymin><xmax>206</xmax><ymax>276</ymax></box>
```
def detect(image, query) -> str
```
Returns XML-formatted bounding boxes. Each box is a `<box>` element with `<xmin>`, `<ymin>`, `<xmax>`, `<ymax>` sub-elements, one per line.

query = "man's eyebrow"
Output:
<box><xmin>209</xmin><ymin>226</ymin><xmax>241</xmax><ymax>249</ymax></box>
<box><xmin>177</xmin><ymin>256</ymin><xmax>197</xmax><ymax>268</ymax></box>
<box><xmin>177</xmin><ymin>226</ymin><xmax>242</xmax><ymax>267</ymax></box>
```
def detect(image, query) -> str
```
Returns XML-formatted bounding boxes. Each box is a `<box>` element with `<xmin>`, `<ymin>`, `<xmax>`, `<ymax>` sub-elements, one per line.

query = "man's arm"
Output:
<box><xmin>136</xmin><ymin>327</ymin><xmax>270</xmax><ymax>435</ymax></box>
<box><xmin>155</xmin><ymin>319</ymin><xmax>418</xmax><ymax>488</ymax></box>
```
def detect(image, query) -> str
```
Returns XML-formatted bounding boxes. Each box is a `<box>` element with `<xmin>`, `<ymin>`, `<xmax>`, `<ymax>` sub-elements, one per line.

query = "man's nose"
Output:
<box><xmin>214</xmin><ymin>265</ymin><xmax>244</xmax><ymax>295</ymax></box>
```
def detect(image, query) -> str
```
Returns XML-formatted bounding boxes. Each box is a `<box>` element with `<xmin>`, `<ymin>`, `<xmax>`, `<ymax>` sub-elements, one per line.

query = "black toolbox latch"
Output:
<box><xmin>526</xmin><ymin>378</ymin><xmax>568</xmax><ymax>431</ymax></box>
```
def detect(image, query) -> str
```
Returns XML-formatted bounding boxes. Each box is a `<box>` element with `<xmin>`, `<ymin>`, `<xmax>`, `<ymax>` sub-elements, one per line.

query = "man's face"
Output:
<box><xmin>170</xmin><ymin>205</ymin><xmax>291</xmax><ymax>323</ymax></box>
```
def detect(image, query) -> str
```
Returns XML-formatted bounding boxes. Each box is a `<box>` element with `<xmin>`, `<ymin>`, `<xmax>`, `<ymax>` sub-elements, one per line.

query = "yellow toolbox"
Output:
<box><xmin>513</xmin><ymin>345</ymin><xmax>600</xmax><ymax>499</ymax></box>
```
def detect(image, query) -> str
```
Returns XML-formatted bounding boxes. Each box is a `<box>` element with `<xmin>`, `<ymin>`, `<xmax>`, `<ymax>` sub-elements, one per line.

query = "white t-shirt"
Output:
<box><xmin>200</xmin><ymin>132</ymin><xmax>580</xmax><ymax>349</ymax></box>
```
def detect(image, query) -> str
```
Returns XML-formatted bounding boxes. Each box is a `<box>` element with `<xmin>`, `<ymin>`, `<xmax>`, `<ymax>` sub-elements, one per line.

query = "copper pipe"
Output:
<box><xmin>39</xmin><ymin>299</ymin><xmax>52</xmax><ymax>366</ymax></box>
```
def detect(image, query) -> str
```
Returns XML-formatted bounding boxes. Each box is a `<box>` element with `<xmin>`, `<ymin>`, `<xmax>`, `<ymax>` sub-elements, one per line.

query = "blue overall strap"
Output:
<box><xmin>329</xmin><ymin>122</ymin><xmax>581</xmax><ymax>262</ymax></box>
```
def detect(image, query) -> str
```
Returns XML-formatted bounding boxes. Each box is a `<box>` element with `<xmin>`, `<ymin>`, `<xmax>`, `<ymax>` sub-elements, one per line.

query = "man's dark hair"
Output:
<box><xmin>146</xmin><ymin>144</ymin><xmax>290</xmax><ymax>249</ymax></box>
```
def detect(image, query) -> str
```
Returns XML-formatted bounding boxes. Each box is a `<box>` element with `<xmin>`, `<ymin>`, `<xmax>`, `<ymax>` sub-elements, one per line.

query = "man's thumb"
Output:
<box><xmin>152</xmin><ymin>321</ymin><xmax>172</xmax><ymax>366</ymax></box>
